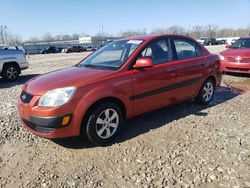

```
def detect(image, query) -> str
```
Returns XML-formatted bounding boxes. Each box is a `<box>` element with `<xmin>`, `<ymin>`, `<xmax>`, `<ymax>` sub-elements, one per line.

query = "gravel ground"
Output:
<box><xmin>0</xmin><ymin>46</ymin><xmax>250</xmax><ymax>188</ymax></box>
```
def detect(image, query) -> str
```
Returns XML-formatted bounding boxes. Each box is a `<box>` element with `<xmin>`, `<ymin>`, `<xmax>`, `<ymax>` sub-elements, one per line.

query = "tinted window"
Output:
<box><xmin>139</xmin><ymin>39</ymin><xmax>170</xmax><ymax>65</ymax></box>
<box><xmin>173</xmin><ymin>39</ymin><xmax>202</xmax><ymax>60</ymax></box>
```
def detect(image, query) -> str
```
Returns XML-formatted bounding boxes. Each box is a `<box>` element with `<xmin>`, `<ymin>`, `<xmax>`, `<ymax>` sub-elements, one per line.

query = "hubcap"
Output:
<box><xmin>203</xmin><ymin>82</ymin><xmax>214</xmax><ymax>102</ymax></box>
<box><xmin>6</xmin><ymin>67</ymin><xmax>18</xmax><ymax>80</ymax></box>
<box><xmin>95</xmin><ymin>108</ymin><xmax>119</xmax><ymax>139</ymax></box>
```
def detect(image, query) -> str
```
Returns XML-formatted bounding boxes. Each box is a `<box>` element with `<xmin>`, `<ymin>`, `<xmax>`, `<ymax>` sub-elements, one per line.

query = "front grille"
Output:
<box><xmin>227</xmin><ymin>57</ymin><xmax>236</xmax><ymax>62</ymax></box>
<box><xmin>241</xmin><ymin>58</ymin><xmax>250</xmax><ymax>63</ymax></box>
<box><xmin>22</xmin><ymin>118</ymin><xmax>54</xmax><ymax>133</ymax></box>
<box><xmin>226</xmin><ymin>57</ymin><xmax>250</xmax><ymax>63</ymax></box>
<box><xmin>226</xmin><ymin>67</ymin><xmax>250</xmax><ymax>72</ymax></box>
<box><xmin>20</xmin><ymin>91</ymin><xmax>33</xmax><ymax>103</ymax></box>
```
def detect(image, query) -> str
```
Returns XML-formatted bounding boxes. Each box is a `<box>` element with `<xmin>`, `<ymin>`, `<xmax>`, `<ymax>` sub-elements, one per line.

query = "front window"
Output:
<box><xmin>77</xmin><ymin>40</ymin><xmax>144</xmax><ymax>70</ymax></box>
<box><xmin>231</xmin><ymin>39</ymin><xmax>250</xmax><ymax>48</ymax></box>
<box><xmin>138</xmin><ymin>39</ymin><xmax>170</xmax><ymax>65</ymax></box>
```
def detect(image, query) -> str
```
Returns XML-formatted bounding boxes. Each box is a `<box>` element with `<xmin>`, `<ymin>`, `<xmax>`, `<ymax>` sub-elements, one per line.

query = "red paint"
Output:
<box><xmin>220</xmin><ymin>37</ymin><xmax>250</xmax><ymax>74</ymax></box>
<box><xmin>18</xmin><ymin>34</ymin><xmax>221</xmax><ymax>139</ymax></box>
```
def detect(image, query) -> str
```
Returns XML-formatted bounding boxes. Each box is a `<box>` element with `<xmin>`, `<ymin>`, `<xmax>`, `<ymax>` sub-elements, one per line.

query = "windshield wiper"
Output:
<box><xmin>77</xmin><ymin>64</ymin><xmax>98</xmax><ymax>69</ymax></box>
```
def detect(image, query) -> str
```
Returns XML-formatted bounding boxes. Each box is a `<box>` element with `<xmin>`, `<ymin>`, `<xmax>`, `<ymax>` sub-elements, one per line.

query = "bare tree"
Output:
<box><xmin>191</xmin><ymin>25</ymin><xmax>204</xmax><ymax>38</ymax></box>
<box><xmin>205</xmin><ymin>24</ymin><xmax>219</xmax><ymax>38</ymax></box>
<box><xmin>71</xmin><ymin>33</ymin><xmax>80</xmax><ymax>40</ymax></box>
<box><xmin>27</xmin><ymin>36</ymin><xmax>40</xmax><ymax>43</ymax></box>
<box><xmin>8</xmin><ymin>33</ymin><xmax>22</xmax><ymax>45</ymax></box>
<box><xmin>166</xmin><ymin>25</ymin><xmax>186</xmax><ymax>34</ymax></box>
<box><xmin>42</xmin><ymin>33</ymin><xmax>54</xmax><ymax>42</ymax></box>
<box><xmin>61</xmin><ymin>34</ymin><xmax>72</xmax><ymax>40</ymax></box>
<box><xmin>119</xmin><ymin>29</ymin><xmax>147</xmax><ymax>37</ymax></box>
<box><xmin>151</xmin><ymin>27</ymin><xmax>167</xmax><ymax>34</ymax></box>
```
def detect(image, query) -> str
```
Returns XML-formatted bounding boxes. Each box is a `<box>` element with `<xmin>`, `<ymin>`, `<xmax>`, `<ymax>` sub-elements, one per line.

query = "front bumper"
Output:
<box><xmin>18</xmin><ymin>91</ymin><xmax>82</xmax><ymax>139</ymax></box>
<box><xmin>221</xmin><ymin>60</ymin><xmax>250</xmax><ymax>74</ymax></box>
<box><xmin>22</xmin><ymin>114</ymin><xmax>72</xmax><ymax>133</ymax></box>
<box><xmin>20</xmin><ymin>61</ymin><xmax>29</xmax><ymax>70</ymax></box>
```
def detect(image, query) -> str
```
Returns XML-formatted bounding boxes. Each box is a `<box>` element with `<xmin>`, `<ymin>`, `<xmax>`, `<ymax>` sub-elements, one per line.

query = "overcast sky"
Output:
<box><xmin>0</xmin><ymin>0</ymin><xmax>250</xmax><ymax>39</ymax></box>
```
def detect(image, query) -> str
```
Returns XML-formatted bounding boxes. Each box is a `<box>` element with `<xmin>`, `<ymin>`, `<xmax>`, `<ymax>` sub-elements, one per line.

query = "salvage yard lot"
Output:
<box><xmin>0</xmin><ymin>46</ymin><xmax>250</xmax><ymax>187</ymax></box>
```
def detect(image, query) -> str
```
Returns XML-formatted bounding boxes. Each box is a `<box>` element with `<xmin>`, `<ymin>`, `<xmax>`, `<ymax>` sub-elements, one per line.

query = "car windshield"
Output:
<box><xmin>77</xmin><ymin>39</ymin><xmax>144</xmax><ymax>70</ymax></box>
<box><xmin>231</xmin><ymin>39</ymin><xmax>250</xmax><ymax>48</ymax></box>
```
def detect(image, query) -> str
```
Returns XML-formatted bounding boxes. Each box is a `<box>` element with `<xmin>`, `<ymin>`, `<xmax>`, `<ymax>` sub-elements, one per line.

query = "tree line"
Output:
<box><xmin>1</xmin><ymin>24</ymin><xmax>250</xmax><ymax>45</ymax></box>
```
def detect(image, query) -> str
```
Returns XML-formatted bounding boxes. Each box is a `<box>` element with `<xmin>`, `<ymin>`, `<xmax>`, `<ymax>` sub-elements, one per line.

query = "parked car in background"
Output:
<box><xmin>203</xmin><ymin>38</ymin><xmax>219</xmax><ymax>46</ymax></box>
<box><xmin>1</xmin><ymin>45</ymin><xmax>26</xmax><ymax>54</ymax></box>
<box><xmin>65</xmin><ymin>46</ymin><xmax>86</xmax><ymax>53</ymax></box>
<box><xmin>220</xmin><ymin>37</ymin><xmax>250</xmax><ymax>74</ymax></box>
<box><xmin>86</xmin><ymin>46</ymin><xmax>94</xmax><ymax>51</ymax></box>
<box><xmin>217</xmin><ymin>39</ymin><xmax>227</xmax><ymax>45</ymax></box>
<box><xmin>18</xmin><ymin>34</ymin><xmax>221</xmax><ymax>145</ymax></box>
<box><xmin>196</xmin><ymin>37</ymin><xmax>207</xmax><ymax>45</ymax></box>
<box><xmin>40</xmin><ymin>46</ymin><xmax>61</xmax><ymax>54</ymax></box>
<box><xmin>0</xmin><ymin>49</ymin><xmax>29</xmax><ymax>81</ymax></box>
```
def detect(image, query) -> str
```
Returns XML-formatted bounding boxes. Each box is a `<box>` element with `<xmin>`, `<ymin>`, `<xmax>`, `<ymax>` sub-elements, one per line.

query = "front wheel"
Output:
<box><xmin>2</xmin><ymin>64</ymin><xmax>20</xmax><ymax>82</ymax></box>
<box><xmin>84</xmin><ymin>102</ymin><xmax>124</xmax><ymax>146</ymax></box>
<box><xmin>195</xmin><ymin>78</ymin><xmax>215</xmax><ymax>105</ymax></box>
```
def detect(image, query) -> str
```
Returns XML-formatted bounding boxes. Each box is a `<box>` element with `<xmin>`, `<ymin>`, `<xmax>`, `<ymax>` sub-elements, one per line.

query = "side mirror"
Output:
<box><xmin>134</xmin><ymin>58</ymin><xmax>153</xmax><ymax>69</ymax></box>
<box><xmin>225</xmin><ymin>44</ymin><xmax>230</xmax><ymax>48</ymax></box>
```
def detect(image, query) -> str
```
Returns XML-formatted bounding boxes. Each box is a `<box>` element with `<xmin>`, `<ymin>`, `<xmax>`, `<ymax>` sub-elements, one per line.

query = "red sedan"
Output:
<box><xmin>18</xmin><ymin>34</ymin><xmax>221</xmax><ymax>145</ymax></box>
<box><xmin>220</xmin><ymin>37</ymin><xmax>250</xmax><ymax>74</ymax></box>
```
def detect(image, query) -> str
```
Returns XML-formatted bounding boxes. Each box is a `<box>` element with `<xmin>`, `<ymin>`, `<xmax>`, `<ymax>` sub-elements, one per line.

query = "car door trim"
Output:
<box><xmin>129</xmin><ymin>76</ymin><xmax>201</xmax><ymax>101</ymax></box>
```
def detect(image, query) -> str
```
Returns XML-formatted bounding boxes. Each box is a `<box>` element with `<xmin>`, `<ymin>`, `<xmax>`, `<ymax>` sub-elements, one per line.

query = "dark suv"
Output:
<box><xmin>204</xmin><ymin>38</ymin><xmax>219</xmax><ymax>46</ymax></box>
<box><xmin>40</xmin><ymin>46</ymin><xmax>61</xmax><ymax>54</ymax></box>
<box><xmin>66</xmin><ymin>46</ymin><xmax>86</xmax><ymax>53</ymax></box>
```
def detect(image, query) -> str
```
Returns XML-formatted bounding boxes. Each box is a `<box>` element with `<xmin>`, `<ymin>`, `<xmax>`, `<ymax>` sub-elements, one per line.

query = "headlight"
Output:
<box><xmin>219</xmin><ymin>55</ymin><xmax>225</xmax><ymax>61</ymax></box>
<box><xmin>38</xmin><ymin>86</ymin><xmax>76</xmax><ymax>107</ymax></box>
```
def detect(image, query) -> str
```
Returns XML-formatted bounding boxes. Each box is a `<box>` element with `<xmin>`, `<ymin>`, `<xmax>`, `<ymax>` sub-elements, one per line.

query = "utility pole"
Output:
<box><xmin>100</xmin><ymin>24</ymin><xmax>104</xmax><ymax>43</ymax></box>
<box><xmin>0</xmin><ymin>25</ymin><xmax>8</xmax><ymax>45</ymax></box>
<box><xmin>0</xmin><ymin>26</ymin><xmax>4</xmax><ymax>45</ymax></box>
<box><xmin>4</xmin><ymin>26</ymin><xmax>8</xmax><ymax>45</ymax></box>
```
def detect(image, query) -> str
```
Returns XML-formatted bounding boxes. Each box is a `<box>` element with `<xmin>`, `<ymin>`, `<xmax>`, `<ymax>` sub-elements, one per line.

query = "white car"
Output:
<box><xmin>86</xmin><ymin>46</ymin><xmax>93</xmax><ymax>51</ymax></box>
<box><xmin>0</xmin><ymin>49</ymin><xmax>29</xmax><ymax>81</ymax></box>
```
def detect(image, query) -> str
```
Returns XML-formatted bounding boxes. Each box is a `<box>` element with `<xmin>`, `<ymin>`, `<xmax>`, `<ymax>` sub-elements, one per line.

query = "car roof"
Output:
<box><xmin>119</xmin><ymin>34</ymin><xmax>194</xmax><ymax>41</ymax></box>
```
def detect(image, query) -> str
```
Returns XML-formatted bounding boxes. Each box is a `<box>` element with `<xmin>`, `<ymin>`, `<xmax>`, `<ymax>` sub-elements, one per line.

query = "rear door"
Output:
<box><xmin>169</xmin><ymin>37</ymin><xmax>206</xmax><ymax>99</ymax></box>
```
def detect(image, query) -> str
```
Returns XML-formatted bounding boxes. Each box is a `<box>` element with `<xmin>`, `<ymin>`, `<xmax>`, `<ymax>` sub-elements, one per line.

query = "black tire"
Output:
<box><xmin>2</xmin><ymin>63</ymin><xmax>20</xmax><ymax>82</ymax></box>
<box><xmin>83</xmin><ymin>102</ymin><xmax>124</xmax><ymax>146</ymax></box>
<box><xmin>195</xmin><ymin>78</ymin><xmax>215</xmax><ymax>105</ymax></box>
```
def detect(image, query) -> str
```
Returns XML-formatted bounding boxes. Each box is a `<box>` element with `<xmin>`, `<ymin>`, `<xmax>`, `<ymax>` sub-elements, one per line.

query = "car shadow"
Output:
<box><xmin>0</xmin><ymin>74</ymin><xmax>39</xmax><ymax>89</ymax></box>
<box><xmin>224</xmin><ymin>72</ymin><xmax>250</xmax><ymax>78</ymax></box>
<box><xmin>53</xmin><ymin>86</ymin><xmax>243</xmax><ymax>149</ymax></box>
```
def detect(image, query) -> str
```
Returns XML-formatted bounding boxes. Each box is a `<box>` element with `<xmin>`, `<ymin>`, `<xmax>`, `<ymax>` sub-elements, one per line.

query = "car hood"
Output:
<box><xmin>24</xmin><ymin>66</ymin><xmax>113</xmax><ymax>95</ymax></box>
<box><xmin>221</xmin><ymin>48</ymin><xmax>250</xmax><ymax>57</ymax></box>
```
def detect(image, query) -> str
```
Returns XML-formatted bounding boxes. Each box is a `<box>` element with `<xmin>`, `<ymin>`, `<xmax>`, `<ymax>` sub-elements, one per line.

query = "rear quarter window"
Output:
<box><xmin>173</xmin><ymin>38</ymin><xmax>202</xmax><ymax>60</ymax></box>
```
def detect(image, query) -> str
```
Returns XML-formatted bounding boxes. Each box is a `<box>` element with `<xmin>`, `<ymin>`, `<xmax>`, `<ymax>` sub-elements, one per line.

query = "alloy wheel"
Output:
<box><xmin>6</xmin><ymin>67</ymin><xmax>18</xmax><ymax>80</ymax></box>
<box><xmin>95</xmin><ymin>108</ymin><xmax>119</xmax><ymax>139</ymax></box>
<box><xmin>202</xmin><ymin>82</ymin><xmax>214</xmax><ymax>102</ymax></box>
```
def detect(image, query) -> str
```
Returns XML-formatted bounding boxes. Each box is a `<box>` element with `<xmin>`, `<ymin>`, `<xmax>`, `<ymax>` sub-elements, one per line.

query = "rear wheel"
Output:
<box><xmin>2</xmin><ymin>64</ymin><xmax>20</xmax><ymax>82</ymax></box>
<box><xmin>195</xmin><ymin>78</ymin><xmax>215</xmax><ymax>105</ymax></box>
<box><xmin>83</xmin><ymin>102</ymin><xmax>124</xmax><ymax>146</ymax></box>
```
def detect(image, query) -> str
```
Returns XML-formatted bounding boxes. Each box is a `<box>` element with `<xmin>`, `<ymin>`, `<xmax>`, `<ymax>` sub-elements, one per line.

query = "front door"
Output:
<box><xmin>130</xmin><ymin>38</ymin><xmax>179</xmax><ymax>114</ymax></box>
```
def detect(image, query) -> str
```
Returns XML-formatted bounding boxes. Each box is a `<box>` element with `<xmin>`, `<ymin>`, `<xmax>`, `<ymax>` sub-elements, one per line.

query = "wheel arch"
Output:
<box><xmin>80</xmin><ymin>96</ymin><xmax>127</xmax><ymax>133</ymax></box>
<box><xmin>205</xmin><ymin>75</ymin><xmax>216</xmax><ymax>85</ymax></box>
